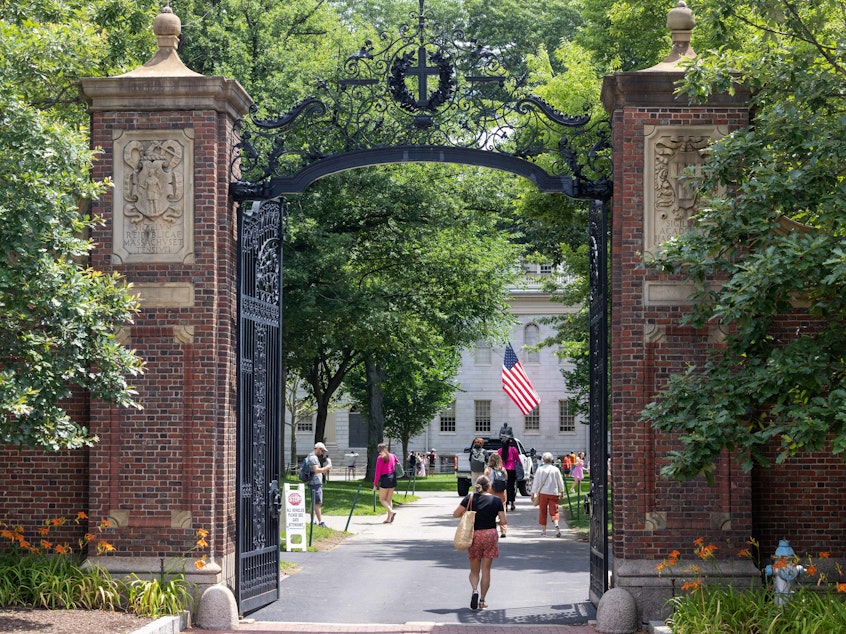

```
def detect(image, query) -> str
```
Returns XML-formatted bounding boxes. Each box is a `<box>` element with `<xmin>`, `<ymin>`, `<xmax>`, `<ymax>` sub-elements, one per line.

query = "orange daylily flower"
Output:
<box><xmin>837</xmin><ymin>583</ymin><xmax>846</xmax><ymax>594</ymax></box>
<box><xmin>820</xmin><ymin>552</ymin><xmax>830</xmax><ymax>559</ymax></box>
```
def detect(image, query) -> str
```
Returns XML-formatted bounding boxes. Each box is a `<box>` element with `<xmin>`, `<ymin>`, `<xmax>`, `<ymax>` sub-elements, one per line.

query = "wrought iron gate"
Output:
<box><xmin>587</xmin><ymin>199</ymin><xmax>610</xmax><ymax>605</ymax></box>
<box><xmin>236</xmin><ymin>198</ymin><xmax>286</xmax><ymax>615</ymax></box>
<box><xmin>230</xmin><ymin>0</ymin><xmax>613</xmax><ymax>609</ymax></box>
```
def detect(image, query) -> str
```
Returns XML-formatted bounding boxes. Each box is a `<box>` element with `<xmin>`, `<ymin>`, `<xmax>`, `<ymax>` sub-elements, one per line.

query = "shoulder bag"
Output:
<box><xmin>393</xmin><ymin>454</ymin><xmax>405</xmax><ymax>479</ymax></box>
<box><xmin>453</xmin><ymin>493</ymin><xmax>476</xmax><ymax>551</ymax></box>
<box><xmin>532</xmin><ymin>469</ymin><xmax>547</xmax><ymax>507</ymax></box>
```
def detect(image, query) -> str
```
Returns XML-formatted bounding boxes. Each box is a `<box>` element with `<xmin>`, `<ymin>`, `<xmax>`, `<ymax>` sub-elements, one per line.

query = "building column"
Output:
<box><xmin>601</xmin><ymin>2</ymin><xmax>757</xmax><ymax>622</ymax></box>
<box><xmin>79</xmin><ymin>6</ymin><xmax>251</xmax><ymax>593</ymax></box>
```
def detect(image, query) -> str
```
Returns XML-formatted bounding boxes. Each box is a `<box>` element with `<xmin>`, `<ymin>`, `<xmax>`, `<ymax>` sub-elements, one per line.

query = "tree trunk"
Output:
<box><xmin>365</xmin><ymin>359</ymin><xmax>386</xmax><ymax>482</ymax></box>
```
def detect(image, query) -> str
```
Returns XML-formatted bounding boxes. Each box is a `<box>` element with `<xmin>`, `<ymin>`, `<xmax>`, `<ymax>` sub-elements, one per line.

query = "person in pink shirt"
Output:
<box><xmin>498</xmin><ymin>437</ymin><xmax>519</xmax><ymax>511</ymax></box>
<box><xmin>373</xmin><ymin>443</ymin><xmax>399</xmax><ymax>523</ymax></box>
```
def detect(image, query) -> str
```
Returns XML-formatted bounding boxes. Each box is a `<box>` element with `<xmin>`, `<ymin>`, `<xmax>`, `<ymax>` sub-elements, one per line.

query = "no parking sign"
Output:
<box><xmin>283</xmin><ymin>483</ymin><xmax>307</xmax><ymax>552</ymax></box>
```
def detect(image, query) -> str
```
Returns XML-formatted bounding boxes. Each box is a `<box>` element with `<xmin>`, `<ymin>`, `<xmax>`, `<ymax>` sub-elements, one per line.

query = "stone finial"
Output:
<box><xmin>642</xmin><ymin>1</ymin><xmax>697</xmax><ymax>72</ymax></box>
<box><xmin>119</xmin><ymin>4</ymin><xmax>201</xmax><ymax>77</ymax></box>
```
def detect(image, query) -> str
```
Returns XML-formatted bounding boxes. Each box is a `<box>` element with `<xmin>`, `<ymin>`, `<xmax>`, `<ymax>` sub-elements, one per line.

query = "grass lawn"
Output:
<box><xmin>279</xmin><ymin>473</ymin><xmax>457</xmax><ymax>552</ymax></box>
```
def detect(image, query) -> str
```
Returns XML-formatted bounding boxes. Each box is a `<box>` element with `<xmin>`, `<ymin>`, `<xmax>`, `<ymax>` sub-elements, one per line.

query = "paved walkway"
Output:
<box><xmin>188</xmin><ymin>489</ymin><xmax>629</xmax><ymax>634</ymax></box>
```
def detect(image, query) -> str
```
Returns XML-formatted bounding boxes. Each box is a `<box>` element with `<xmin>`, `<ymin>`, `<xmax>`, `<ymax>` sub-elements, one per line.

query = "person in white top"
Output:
<box><xmin>532</xmin><ymin>452</ymin><xmax>565</xmax><ymax>537</ymax></box>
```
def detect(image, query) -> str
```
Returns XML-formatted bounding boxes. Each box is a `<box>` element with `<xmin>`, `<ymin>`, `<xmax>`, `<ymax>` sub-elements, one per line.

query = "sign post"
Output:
<box><xmin>283</xmin><ymin>483</ymin><xmax>307</xmax><ymax>552</ymax></box>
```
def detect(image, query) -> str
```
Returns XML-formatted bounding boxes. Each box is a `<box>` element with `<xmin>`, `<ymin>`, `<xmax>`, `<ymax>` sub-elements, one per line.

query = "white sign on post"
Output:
<box><xmin>283</xmin><ymin>483</ymin><xmax>308</xmax><ymax>552</ymax></box>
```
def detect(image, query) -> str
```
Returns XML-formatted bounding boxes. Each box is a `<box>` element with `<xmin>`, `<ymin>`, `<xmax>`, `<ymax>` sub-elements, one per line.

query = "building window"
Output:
<box><xmin>474</xmin><ymin>340</ymin><xmax>491</xmax><ymax>365</ymax></box>
<box><xmin>524</xmin><ymin>324</ymin><xmax>539</xmax><ymax>363</ymax></box>
<box><xmin>524</xmin><ymin>407</ymin><xmax>540</xmax><ymax>432</ymax></box>
<box><xmin>559</xmin><ymin>399</ymin><xmax>575</xmax><ymax>433</ymax></box>
<box><xmin>297</xmin><ymin>413</ymin><xmax>314</xmax><ymax>432</ymax></box>
<box><xmin>439</xmin><ymin>402</ymin><xmax>456</xmax><ymax>433</ymax></box>
<box><xmin>474</xmin><ymin>400</ymin><xmax>491</xmax><ymax>434</ymax></box>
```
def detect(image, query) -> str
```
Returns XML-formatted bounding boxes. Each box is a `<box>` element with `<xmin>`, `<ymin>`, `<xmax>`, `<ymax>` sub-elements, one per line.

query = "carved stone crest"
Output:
<box><xmin>123</xmin><ymin>140</ymin><xmax>184</xmax><ymax>223</ymax></box>
<box><xmin>112</xmin><ymin>129</ymin><xmax>194</xmax><ymax>264</ymax></box>
<box><xmin>643</xmin><ymin>125</ymin><xmax>727</xmax><ymax>258</ymax></box>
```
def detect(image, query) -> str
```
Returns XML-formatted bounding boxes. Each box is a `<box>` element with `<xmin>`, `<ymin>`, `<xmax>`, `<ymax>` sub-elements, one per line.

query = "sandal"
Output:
<box><xmin>478</xmin><ymin>600</ymin><xmax>487</xmax><ymax>609</ymax></box>
<box><xmin>389</xmin><ymin>512</ymin><xmax>396</xmax><ymax>523</ymax></box>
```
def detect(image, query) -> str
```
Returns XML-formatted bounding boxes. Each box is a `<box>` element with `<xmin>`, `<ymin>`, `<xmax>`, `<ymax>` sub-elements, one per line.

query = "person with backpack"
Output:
<box><xmin>469</xmin><ymin>437</ymin><xmax>487</xmax><ymax>486</ymax></box>
<box><xmin>303</xmin><ymin>442</ymin><xmax>331</xmax><ymax>527</ymax></box>
<box><xmin>373</xmin><ymin>443</ymin><xmax>401</xmax><ymax>523</ymax></box>
<box><xmin>484</xmin><ymin>452</ymin><xmax>508</xmax><ymax>538</ymax></box>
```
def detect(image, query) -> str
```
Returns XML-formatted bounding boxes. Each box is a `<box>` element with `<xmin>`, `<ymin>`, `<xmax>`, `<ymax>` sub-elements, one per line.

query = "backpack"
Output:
<box><xmin>298</xmin><ymin>455</ymin><xmax>314</xmax><ymax>483</ymax></box>
<box><xmin>491</xmin><ymin>468</ymin><xmax>507</xmax><ymax>492</ymax></box>
<box><xmin>469</xmin><ymin>447</ymin><xmax>487</xmax><ymax>472</ymax></box>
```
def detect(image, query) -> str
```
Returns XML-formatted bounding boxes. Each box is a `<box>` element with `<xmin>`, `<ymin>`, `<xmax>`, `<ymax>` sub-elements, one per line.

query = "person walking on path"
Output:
<box><xmin>469</xmin><ymin>437</ymin><xmax>487</xmax><ymax>486</ymax></box>
<box><xmin>498</xmin><ymin>436</ymin><xmax>519</xmax><ymax>511</ymax></box>
<box><xmin>374</xmin><ymin>443</ymin><xmax>399</xmax><ymax>523</ymax></box>
<box><xmin>453</xmin><ymin>475</ymin><xmax>507</xmax><ymax>611</ymax></box>
<box><xmin>484</xmin><ymin>453</ymin><xmax>508</xmax><ymax>537</ymax></box>
<box><xmin>532</xmin><ymin>452</ymin><xmax>565</xmax><ymax>537</ymax></box>
<box><xmin>308</xmin><ymin>442</ymin><xmax>332</xmax><ymax>527</ymax></box>
<box><xmin>571</xmin><ymin>451</ymin><xmax>586</xmax><ymax>494</ymax></box>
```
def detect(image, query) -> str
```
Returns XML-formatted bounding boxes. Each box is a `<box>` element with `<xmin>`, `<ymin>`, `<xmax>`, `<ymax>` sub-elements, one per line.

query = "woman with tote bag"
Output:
<box><xmin>452</xmin><ymin>475</ymin><xmax>507</xmax><ymax>611</ymax></box>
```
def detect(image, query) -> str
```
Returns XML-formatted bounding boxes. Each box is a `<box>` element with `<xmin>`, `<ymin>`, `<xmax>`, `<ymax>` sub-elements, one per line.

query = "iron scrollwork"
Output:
<box><xmin>230</xmin><ymin>0</ymin><xmax>612</xmax><ymax>201</ymax></box>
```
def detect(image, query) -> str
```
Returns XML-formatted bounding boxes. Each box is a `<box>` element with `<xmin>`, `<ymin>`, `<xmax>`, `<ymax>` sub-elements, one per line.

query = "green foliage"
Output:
<box><xmin>174</xmin><ymin>0</ymin><xmax>358</xmax><ymax>113</ymax></box>
<box><xmin>0</xmin><ymin>552</ymin><xmax>122</xmax><ymax>610</ymax></box>
<box><xmin>125</xmin><ymin>571</ymin><xmax>194</xmax><ymax>619</ymax></box>
<box><xmin>284</xmin><ymin>165</ymin><xmax>520</xmax><ymax>442</ymax></box>
<box><xmin>0</xmin><ymin>99</ymin><xmax>143</xmax><ymax>451</ymax></box>
<box><xmin>642</xmin><ymin>0</ymin><xmax>846</xmax><ymax>481</ymax></box>
<box><xmin>668</xmin><ymin>586</ymin><xmax>846</xmax><ymax>634</ymax></box>
<box><xmin>0</xmin><ymin>0</ymin><xmax>154</xmax><ymax>450</ymax></box>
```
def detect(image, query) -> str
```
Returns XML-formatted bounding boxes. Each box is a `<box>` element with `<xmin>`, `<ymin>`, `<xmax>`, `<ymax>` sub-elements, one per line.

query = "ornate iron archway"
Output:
<box><xmin>231</xmin><ymin>0</ymin><xmax>611</xmax><ymax>613</ymax></box>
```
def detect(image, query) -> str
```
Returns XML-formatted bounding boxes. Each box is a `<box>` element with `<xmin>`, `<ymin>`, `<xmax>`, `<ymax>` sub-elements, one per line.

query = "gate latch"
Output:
<box><xmin>269</xmin><ymin>480</ymin><xmax>283</xmax><ymax>518</ymax></box>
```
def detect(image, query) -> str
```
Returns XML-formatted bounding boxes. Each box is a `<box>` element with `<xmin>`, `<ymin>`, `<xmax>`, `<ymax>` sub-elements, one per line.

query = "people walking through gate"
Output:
<box><xmin>571</xmin><ymin>451</ymin><xmax>586</xmax><ymax>494</ymax></box>
<box><xmin>484</xmin><ymin>453</ymin><xmax>508</xmax><ymax>537</ymax></box>
<box><xmin>498</xmin><ymin>436</ymin><xmax>519</xmax><ymax>511</ymax></box>
<box><xmin>308</xmin><ymin>442</ymin><xmax>331</xmax><ymax>527</ymax></box>
<box><xmin>532</xmin><ymin>452</ymin><xmax>565</xmax><ymax>537</ymax></box>
<box><xmin>469</xmin><ymin>437</ymin><xmax>487</xmax><ymax>486</ymax></box>
<box><xmin>453</xmin><ymin>475</ymin><xmax>507</xmax><ymax>611</ymax></box>
<box><xmin>374</xmin><ymin>443</ymin><xmax>399</xmax><ymax>523</ymax></box>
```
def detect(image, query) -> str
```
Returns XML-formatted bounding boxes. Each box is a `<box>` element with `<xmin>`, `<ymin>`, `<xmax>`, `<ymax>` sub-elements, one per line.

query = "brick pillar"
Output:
<box><xmin>78</xmin><ymin>6</ymin><xmax>251</xmax><ymax>594</ymax></box>
<box><xmin>601</xmin><ymin>3</ymin><xmax>756</xmax><ymax>622</ymax></box>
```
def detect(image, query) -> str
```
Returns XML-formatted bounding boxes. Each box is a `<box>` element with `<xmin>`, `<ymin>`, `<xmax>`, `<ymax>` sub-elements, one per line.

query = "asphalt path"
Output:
<box><xmin>250</xmin><ymin>489</ymin><xmax>595</xmax><ymax>627</ymax></box>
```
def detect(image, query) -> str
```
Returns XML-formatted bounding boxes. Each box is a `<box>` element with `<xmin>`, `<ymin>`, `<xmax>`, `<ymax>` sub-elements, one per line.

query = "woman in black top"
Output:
<box><xmin>453</xmin><ymin>475</ymin><xmax>507</xmax><ymax>610</ymax></box>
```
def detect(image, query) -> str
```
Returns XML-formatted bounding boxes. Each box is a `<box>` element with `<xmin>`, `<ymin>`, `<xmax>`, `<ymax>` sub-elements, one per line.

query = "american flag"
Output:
<box><xmin>502</xmin><ymin>343</ymin><xmax>540</xmax><ymax>415</ymax></box>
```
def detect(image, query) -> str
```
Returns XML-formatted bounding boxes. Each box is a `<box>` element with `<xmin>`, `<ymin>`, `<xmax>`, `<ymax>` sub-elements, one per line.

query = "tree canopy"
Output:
<box><xmin>0</xmin><ymin>0</ymin><xmax>153</xmax><ymax>450</ymax></box>
<box><xmin>642</xmin><ymin>0</ymin><xmax>846</xmax><ymax>481</ymax></box>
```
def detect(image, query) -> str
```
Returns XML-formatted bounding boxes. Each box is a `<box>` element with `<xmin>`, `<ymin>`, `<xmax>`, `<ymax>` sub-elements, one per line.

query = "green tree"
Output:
<box><xmin>284</xmin><ymin>165</ymin><xmax>519</xmax><ymax>447</ymax></box>
<box><xmin>641</xmin><ymin>0</ymin><xmax>846</xmax><ymax>481</ymax></box>
<box><xmin>0</xmin><ymin>1</ymin><xmax>154</xmax><ymax>450</ymax></box>
<box><xmin>346</xmin><ymin>333</ymin><xmax>462</xmax><ymax>467</ymax></box>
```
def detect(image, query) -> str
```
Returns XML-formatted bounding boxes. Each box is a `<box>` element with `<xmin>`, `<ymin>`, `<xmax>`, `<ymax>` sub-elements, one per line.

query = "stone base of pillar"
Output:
<box><xmin>612</xmin><ymin>557</ymin><xmax>761</xmax><ymax>624</ymax></box>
